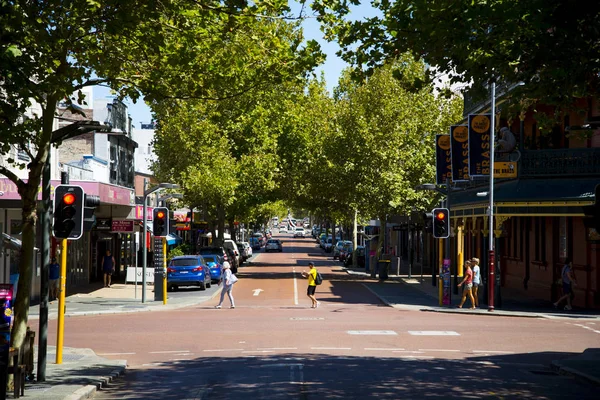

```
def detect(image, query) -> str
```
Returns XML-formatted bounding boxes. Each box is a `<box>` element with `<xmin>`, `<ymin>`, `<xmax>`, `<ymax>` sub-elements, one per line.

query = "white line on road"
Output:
<box><xmin>365</xmin><ymin>348</ymin><xmax>405</xmax><ymax>351</ymax></box>
<box><xmin>408</xmin><ymin>331</ymin><xmax>460</xmax><ymax>336</ymax></box>
<box><xmin>257</xmin><ymin>347</ymin><xmax>298</xmax><ymax>351</ymax></box>
<box><xmin>253</xmin><ymin>289</ymin><xmax>264</xmax><ymax>296</ymax></box>
<box><xmin>311</xmin><ymin>347</ymin><xmax>351</xmax><ymax>350</ymax></box>
<box><xmin>574</xmin><ymin>323</ymin><xmax>600</xmax><ymax>334</ymax></box>
<box><xmin>472</xmin><ymin>350</ymin><xmax>515</xmax><ymax>354</ymax></box>
<box><xmin>293</xmin><ymin>268</ymin><xmax>299</xmax><ymax>305</ymax></box>
<box><xmin>348</xmin><ymin>330</ymin><xmax>397</xmax><ymax>335</ymax></box>
<box><xmin>418</xmin><ymin>349</ymin><xmax>461</xmax><ymax>353</ymax></box>
<box><xmin>149</xmin><ymin>350</ymin><xmax>190</xmax><ymax>354</ymax></box>
<box><xmin>97</xmin><ymin>352</ymin><xmax>136</xmax><ymax>356</ymax></box>
<box><xmin>203</xmin><ymin>349</ymin><xmax>245</xmax><ymax>352</ymax></box>
<box><xmin>399</xmin><ymin>356</ymin><xmax>435</xmax><ymax>359</ymax></box>
<box><xmin>242</xmin><ymin>350</ymin><xmax>275</xmax><ymax>353</ymax></box>
<box><xmin>393</xmin><ymin>350</ymin><xmax>425</xmax><ymax>354</ymax></box>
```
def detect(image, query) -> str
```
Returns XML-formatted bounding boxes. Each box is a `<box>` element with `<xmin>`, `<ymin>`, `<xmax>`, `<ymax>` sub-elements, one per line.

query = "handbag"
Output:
<box><xmin>228</xmin><ymin>274</ymin><xmax>239</xmax><ymax>284</ymax></box>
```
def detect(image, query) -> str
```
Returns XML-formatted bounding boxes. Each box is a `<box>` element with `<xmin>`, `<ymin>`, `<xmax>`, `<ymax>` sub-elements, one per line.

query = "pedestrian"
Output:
<box><xmin>301</xmin><ymin>262</ymin><xmax>320</xmax><ymax>308</ymax></box>
<box><xmin>49</xmin><ymin>257</ymin><xmax>60</xmax><ymax>300</ymax></box>
<box><xmin>554</xmin><ymin>258</ymin><xmax>577</xmax><ymax>310</ymax></box>
<box><xmin>216</xmin><ymin>263</ymin><xmax>236</xmax><ymax>309</ymax></box>
<box><xmin>471</xmin><ymin>257</ymin><xmax>481</xmax><ymax>307</ymax></box>
<box><xmin>102</xmin><ymin>250</ymin><xmax>115</xmax><ymax>288</ymax></box>
<box><xmin>457</xmin><ymin>260</ymin><xmax>476</xmax><ymax>309</ymax></box>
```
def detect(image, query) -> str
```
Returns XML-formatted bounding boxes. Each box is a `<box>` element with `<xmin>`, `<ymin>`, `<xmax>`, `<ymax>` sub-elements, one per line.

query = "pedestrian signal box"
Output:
<box><xmin>432</xmin><ymin>208</ymin><xmax>450</xmax><ymax>239</ymax></box>
<box><xmin>153</xmin><ymin>207</ymin><xmax>169</xmax><ymax>237</ymax></box>
<box><xmin>53</xmin><ymin>185</ymin><xmax>85</xmax><ymax>240</ymax></box>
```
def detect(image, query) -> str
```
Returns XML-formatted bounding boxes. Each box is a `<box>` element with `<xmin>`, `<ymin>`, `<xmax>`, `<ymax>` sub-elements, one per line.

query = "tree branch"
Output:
<box><xmin>0</xmin><ymin>165</ymin><xmax>26</xmax><ymax>192</ymax></box>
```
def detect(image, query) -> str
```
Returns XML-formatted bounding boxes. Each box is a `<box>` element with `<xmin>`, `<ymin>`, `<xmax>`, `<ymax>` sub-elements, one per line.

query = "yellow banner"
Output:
<box><xmin>493</xmin><ymin>162</ymin><xmax>517</xmax><ymax>178</ymax></box>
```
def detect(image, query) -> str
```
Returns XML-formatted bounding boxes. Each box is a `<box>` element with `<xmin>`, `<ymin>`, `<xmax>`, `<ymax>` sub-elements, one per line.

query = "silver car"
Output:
<box><xmin>265</xmin><ymin>239</ymin><xmax>283</xmax><ymax>252</ymax></box>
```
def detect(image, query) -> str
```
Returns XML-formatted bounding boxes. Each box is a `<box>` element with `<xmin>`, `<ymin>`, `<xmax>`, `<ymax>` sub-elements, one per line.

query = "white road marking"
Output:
<box><xmin>418</xmin><ymin>349</ymin><xmax>461</xmax><ymax>352</ymax></box>
<box><xmin>348</xmin><ymin>330</ymin><xmax>397</xmax><ymax>335</ymax></box>
<box><xmin>253</xmin><ymin>289</ymin><xmax>263</xmax><ymax>296</ymax></box>
<box><xmin>393</xmin><ymin>350</ymin><xmax>425</xmax><ymax>354</ymax></box>
<box><xmin>472</xmin><ymin>350</ymin><xmax>515</xmax><ymax>354</ymax></box>
<box><xmin>257</xmin><ymin>347</ymin><xmax>298</xmax><ymax>351</ymax></box>
<box><xmin>293</xmin><ymin>268</ymin><xmax>299</xmax><ymax>305</ymax></box>
<box><xmin>365</xmin><ymin>348</ymin><xmax>405</xmax><ymax>351</ymax></box>
<box><xmin>149</xmin><ymin>350</ymin><xmax>190</xmax><ymax>354</ymax></box>
<box><xmin>242</xmin><ymin>350</ymin><xmax>274</xmax><ymax>353</ymax></box>
<box><xmin>97</xmin><ymin>352</ymin><xmax>136</xmax><ymax>356</ymax></box>
<box><xmin>408</xmin><ymin>331</ymin><xmax>460</xmax><ymax>336</ymax></box>
<box><xmin>203</xmin><ymin>349</ymin><xmax>244</xmax><ymax>352</ymax></box>
<box><xmin>311</xmin><ymin>347</ymin><xmax>351</xmax><ymax>350</ymax></box>
<box><xmin>399</xmin><ymin>356</ymin><xmax>435</xmax><ymax>359</ymax></box>
<box><xmin>573</xmin><ymin>323</ymin><xmax>600</xmax><ymax>334</ymax></box>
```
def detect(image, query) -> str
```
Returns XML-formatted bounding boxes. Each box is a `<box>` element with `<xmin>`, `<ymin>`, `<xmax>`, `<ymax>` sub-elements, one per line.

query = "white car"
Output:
<box><xmin>293</xmin><ymin>227</ymin><xmax>305</xmax><ymax>238</ymax></box>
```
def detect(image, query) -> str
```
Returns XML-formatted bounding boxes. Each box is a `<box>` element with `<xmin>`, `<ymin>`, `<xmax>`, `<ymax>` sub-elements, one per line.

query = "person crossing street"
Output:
<box><xmin>301</xmin><ymin>262</ymin><xmax>320</xmax><ymax>308</ymax></box>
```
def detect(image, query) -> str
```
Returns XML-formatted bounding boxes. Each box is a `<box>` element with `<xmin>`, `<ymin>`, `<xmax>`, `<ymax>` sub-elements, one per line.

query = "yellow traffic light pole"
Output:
<box><xmin>162</xmin><ymin>237</ymin><xmax>167</xmax><ymax>305</ymax></box>
<box><xmin>56</xmin><ymin>239</ymin><xmax>67</xmax><ymax>364</ymax></box>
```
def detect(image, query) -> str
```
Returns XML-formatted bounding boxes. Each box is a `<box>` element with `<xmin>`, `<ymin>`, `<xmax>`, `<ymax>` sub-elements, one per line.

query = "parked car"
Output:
<box><xmin>339</xmin><ymin>242</ymin><xmax>354</xmax><ymax>263</ymax></box>
<box><xmin>198</xmin><ymin>246</ymin><xmax>234</xmax><ymax>272</ymax></box>
<box><xmin>324</xmin><ymin>236</ymin><xmax>333</xmax><ymax>252</ymax></box>
<box><xmin>333</xmin><ymin>240</ymin><xmax>352</xmax><ymax>259</ymax></box>
<box><xmin>249</xmin><ymin>237</ymin><xmax>261</xmax><ymax>251</ymax></box>
<box><xmin>200</xmin><ymin>254</ymin><xmax>224</xmax><ymax>282</ymax></box>
<box><xmin>293</xmin><ymin>227</ymin><xmax>306</xmax><ymax>238</ymax></box>
<box><xmin>167</xmin><ymin>255</ymin><xmax>212</xmax><ymax>291</ymax></box>
<box><xmin>318</xmin><ymin>232</ymin><xmax>327</xmax><ymax>245</ymax></box>
<box><xmin>237</xmin><ymin>242</ymin><xmax>252</xmax><ymax>260</ymax></box>
<box><xmin>265</xmin><ymin>239</ymin><xmax>283</xmax><ymax>252</ymax></box>
<box><xmin>344</xmin><ymin>246</ymin><xmax>366</xmax><ymax>268</ymax></box>
<box><xmin>223</xmin><ymin>239</ymin><xmax>241</xmax><ymax>267</ymax></box>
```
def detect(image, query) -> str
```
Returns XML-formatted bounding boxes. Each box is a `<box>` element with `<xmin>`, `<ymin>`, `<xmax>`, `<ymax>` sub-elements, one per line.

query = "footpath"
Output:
<box><xmin>344</xmin><ymin>265</ymin><xmax>600</xmax><ymax>387</ymax></box>
<box><xmin>13</xmin><ymin>265</ymin><xmax>600</xmax><ymax>399</ymax></box>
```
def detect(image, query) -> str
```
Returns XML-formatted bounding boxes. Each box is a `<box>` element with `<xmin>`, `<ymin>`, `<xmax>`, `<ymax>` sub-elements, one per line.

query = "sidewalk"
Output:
<box><xmin>19</xmin><ymin>283</ymin><xmax>218</xmax><ymax>399</ymax></box>
<box><xmin>343</xmin><ymin>265</ymin><xmax>600</xmax><ymax>387</ymax></box>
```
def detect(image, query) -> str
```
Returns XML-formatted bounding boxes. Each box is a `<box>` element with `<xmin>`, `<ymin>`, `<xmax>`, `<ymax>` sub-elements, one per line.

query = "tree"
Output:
<box><xmin>313</xmin><ymin>0</ymin><xmax>600</xmax><ymax>105</ymax></box>
<box><xmin>0</xmin><ymin>0</ymin><xmax>320</xmax><ymax>350</ymax></box>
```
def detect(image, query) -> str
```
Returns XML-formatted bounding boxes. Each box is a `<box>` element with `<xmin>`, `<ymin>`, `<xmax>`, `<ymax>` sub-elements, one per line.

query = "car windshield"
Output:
<box><xmin>203</xmin><ymin>256</ymin><xmax>216</xmax><ymax>263</ymax></box>
<box><xmin>171</xmin><ymin>258</ymin><xmax>200</xmax><ymax>266</ymax></box>
<box><xmin>268</xmin><ymin>239</ymin><xmax>278</xmax><ymax>244</ymax></box>
<box><xmin>296</xmin><ymin>228</ymin><xmax>303</xmax><ymax>231</ymax></box>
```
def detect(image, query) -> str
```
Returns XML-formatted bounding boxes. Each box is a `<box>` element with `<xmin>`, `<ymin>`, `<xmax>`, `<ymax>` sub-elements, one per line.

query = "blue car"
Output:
<box><xmin>201</xmin><ymin>254</ymin><xmax>224</xmax><ymax>282</ymax></box>
<box><xmin>167</xmin><ymin>255</ymin><xmax>212</xmax><ymax>291</ymax></box>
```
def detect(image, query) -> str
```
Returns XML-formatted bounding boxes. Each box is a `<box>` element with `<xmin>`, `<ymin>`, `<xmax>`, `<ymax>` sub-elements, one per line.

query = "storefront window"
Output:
<box><xmin>559</xmin><ymin>217</ymin><xmax>568</xmax><ymax>259</ymax></box>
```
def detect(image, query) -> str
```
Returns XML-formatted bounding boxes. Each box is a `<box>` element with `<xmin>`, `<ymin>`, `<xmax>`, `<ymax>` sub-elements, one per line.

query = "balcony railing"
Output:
<box><xmin>61</xmin><ymin>163</ymin><xmax>93</xmax><ymax>180</ymax></box>
<box><xmin>519</xmin><ymin>148</ymin><xmax>600</xmax><ymax>178</ymax></box>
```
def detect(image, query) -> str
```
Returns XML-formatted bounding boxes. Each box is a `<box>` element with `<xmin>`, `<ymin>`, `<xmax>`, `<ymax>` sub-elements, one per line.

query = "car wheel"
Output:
<box><xmin>200</xmin><ymin>281</ymin><xmax>206</xmax><ymax>291</ymax></box>
<box><xmin>207</xmin><ymin>280</ymin><xmax>212</xmax><ymax>289</ymax></box>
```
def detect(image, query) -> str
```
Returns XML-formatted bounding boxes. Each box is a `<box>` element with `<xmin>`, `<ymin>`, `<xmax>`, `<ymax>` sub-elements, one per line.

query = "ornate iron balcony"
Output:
<box><xmin>519</xmin><ymin>148</ymin><xmax>600</xmax><ymax>177</ymax></box>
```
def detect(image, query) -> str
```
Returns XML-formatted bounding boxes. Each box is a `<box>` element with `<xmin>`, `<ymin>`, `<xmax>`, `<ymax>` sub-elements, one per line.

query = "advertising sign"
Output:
<box><xmin>111</xmin><ymin>220</ymin><xmax>134</xmax><ymax>232</ymax></box>
<box><xmin>468</xmin><ymin>114</ymin><xmax>492</xmax><ymax>177</ymax></box>
<box><xmin>435</xmin><ymin>135</ymin><xmax>452</xmax><ymax>185</ymax></box>
<box><xmin>493</xmin><ymin>161</ymin><xmax>518</xmax><ymax>178</ymax></box>
<box><xmin>442</xmin><ymin>259</ymin><xmax>451</xmax><ymax>306</ymax></box>
<box><xmin>450</xmin><ymin>125</ymin><xmax>469</xmax><ymax>181</ymax></box>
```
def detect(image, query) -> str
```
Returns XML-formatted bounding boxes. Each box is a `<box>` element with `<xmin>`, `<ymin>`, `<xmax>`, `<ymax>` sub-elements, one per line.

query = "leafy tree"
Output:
<box><xmin>313</xmin><ymin>0</ymin><xmax>600</xmax><ymax>105</ymax></box>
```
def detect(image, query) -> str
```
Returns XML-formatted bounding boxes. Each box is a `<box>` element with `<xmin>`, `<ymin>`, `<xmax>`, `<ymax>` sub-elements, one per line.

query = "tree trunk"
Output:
<box><xmin>216</xmin><ymin>203</ymin><xmax>225</xmax><ymax>247</ymax></box>
<box><xmin>228</xmin><ymin>218</ymin><xmax>237</xmax><ymax>243</ymax></box>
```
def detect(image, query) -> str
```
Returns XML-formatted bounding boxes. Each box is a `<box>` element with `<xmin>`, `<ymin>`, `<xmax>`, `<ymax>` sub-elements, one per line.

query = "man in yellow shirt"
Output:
<box><xmin>301</xmin><ymin>262</ymin><xmax>320</xmax><ymax>308</ymax></box>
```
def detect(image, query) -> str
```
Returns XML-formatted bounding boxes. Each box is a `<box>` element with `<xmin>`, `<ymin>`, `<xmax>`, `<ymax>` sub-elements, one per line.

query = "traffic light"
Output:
<box><xmin>83</xmin><ymin>194</ymin><xmax>100</xmax><ymax>232</ymax></box>
<box><xmin>53</xmin><ymin>185</ymin><xmax>84</xmax><ymax>239</ymax></box>
<box><xmin>432</xmin><ymin>208</ymin><xmax>450</xmax><ymax>238</ymax></box>
<box><xmin>153</xmin><ymin>207</ymin><xmax>169</xmax><ymax>237</ymax></box>
<box><xmin>583</xmin><ymin>185</ymin><xmax>600</xmax><ymax>231</ymax></box>
<box><xmin>422</xmin><ymin>211</ymin><xmax>433</xmax><ymax>233</ymax></box>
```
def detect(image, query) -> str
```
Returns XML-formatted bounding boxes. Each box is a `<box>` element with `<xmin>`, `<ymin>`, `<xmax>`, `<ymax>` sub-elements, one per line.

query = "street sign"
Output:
<box><xmin>493</xmin><ymin>162</ymin><xmax>517</xmax><ymax>178</ymax></box>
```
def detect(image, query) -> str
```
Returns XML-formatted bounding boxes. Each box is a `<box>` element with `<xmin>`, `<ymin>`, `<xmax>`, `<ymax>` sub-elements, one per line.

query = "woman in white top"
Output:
<box><xmin>471</xmin><ymin>257</ymin><xmax>481</xmax><ymax>308</ymax></box>
<box><xmin>216</xmin><ymin>263</ymin><xmax>236</xmax><ymax>309</ymax></box>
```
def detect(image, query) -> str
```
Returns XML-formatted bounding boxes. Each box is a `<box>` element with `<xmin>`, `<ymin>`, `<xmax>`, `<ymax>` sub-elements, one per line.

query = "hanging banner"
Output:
<box><xmin>435</xmin><ymin>135</ymin><xmax>452</xmax><ymax>185</ymax></box>
<box><xmin>468</xmin><ymin>114</ymin><xmax>491</xmax><ymax>177</ymax></box>
<box><xmin>450</xmin><ymin>125</ymin><xmax>469</xmax><ymax>182</ymax></box>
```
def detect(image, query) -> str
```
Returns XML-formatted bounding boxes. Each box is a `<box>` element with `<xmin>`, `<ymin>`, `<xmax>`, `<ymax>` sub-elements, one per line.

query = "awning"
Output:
<box><xmin>166</xmin><ymin>234</ymin><xmax>183</xmax><ymax>246</ymax></box>
<box><xmin>1</xmin><ymin>233</ymin><xmax>40</xmax><ymax>251</ymax></box>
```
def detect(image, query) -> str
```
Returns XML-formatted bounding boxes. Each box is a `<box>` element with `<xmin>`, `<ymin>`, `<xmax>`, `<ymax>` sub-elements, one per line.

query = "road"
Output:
<box><xmin>47</xmin><ymin>232</ymin><xmax>599</xmax><ymax>399</ymax></box>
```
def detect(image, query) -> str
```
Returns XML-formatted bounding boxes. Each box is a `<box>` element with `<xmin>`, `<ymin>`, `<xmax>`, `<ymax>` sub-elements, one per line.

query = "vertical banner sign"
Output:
<box><xmin>468</xmin><ymin>114</ymin><xmax>491</xmax><ymax>177</ymax></box>
<box><xmin>435</xmin><ymin>135</ymin><xmax>452</xmax><ymax>185</ymax></box>
<box><xmin>450</xmin><ymin>125</ymin><xmax>469</xmax><ymax>181</ymax></box>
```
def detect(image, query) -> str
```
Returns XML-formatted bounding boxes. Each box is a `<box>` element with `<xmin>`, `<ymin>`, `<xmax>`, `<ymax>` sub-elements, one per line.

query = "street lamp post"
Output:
<box><xmin>141</xmin><ymin>181</ymin><xmax>180</xmax><ymax>303</ymax></box>
<box><xmin>488</xmin><ymin>82</ymin><xmax>496</xmax><ymax>312</ymax></box>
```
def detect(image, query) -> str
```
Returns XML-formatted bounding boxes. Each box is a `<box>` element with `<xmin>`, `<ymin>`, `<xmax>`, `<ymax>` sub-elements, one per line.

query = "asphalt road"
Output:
<box><xmin>46</xmin><ymin>232</ymin><xmax>599</xmax><ymax>399</ymax></box>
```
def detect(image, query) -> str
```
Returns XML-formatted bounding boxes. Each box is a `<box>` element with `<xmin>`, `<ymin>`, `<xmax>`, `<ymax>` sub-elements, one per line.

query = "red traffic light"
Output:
<box><xmin>436</xmin><ymin>212</ymin><xmax>446</xmax><ymax>220</ymax></box>
<box><xmin>63</xmin><ymin>193</ymin><xmax>76</xmax><ymax>205</ymax></box>
<box><xmin>156</xmin><ymin>211</ymin><xmax>165</xmax><ymax>219</ymax></box>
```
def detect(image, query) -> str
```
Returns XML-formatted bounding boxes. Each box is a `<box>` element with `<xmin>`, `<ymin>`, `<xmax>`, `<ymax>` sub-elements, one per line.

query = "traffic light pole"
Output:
<box><xmin>445</xmin><ymin>178</ymin><xmax>455</xmax><ymax>296</ymax></box>
<box><xmin>142</xmin><ymin>179</ymin><xmax>148</xmax><ymax>303</ymax></box>
<box><xmin>56</xmin><ymin>239</ymin><xmax>67</xmax><ymax>364</ymax></box>
<box><xmin>488</xmin><ymin>82</ymin><xmax>496</xmax><ymax>312</ymax></box>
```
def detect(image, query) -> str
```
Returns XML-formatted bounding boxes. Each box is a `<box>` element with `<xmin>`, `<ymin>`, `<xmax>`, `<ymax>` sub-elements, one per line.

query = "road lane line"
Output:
<box><xmin>408</xmin><ymin>331</ymin><xmax>460</xmax><ymax>336</ymax></box>
<box><xmin>149</xmin><ymin>350</ymin><xmax>190</xmax><ymax>354</ymax></box>
<box><xmin>242</xmin><ymin>350</ymin><xmax>274</xmax><ymax>353</ymax></box>
<box><xmin>393</xmin><ymin>350</ymin><xmax>425</xmax><ymax>354</ymax></box>
<box><xmin>97</xmin><ymin>352</ymin><xmax>136</xmax><ymax>356</ymax></box>
<box><xmin>348</xmin><ymin>330</ymin><xmax>397</xmax><ymax>335</ymax></box>
<box><xmin>293</xmin><ymin>268</ymin><xmax>299</xmax><ymax>305</ymax></box>
<box><xmin>472</xmin><ymin>350</ymin><xmax>515</xmax><ymax>354</ymax></box>
<box><xmin>418</xmin><ymin>349</ymin><xmax>461</xmax><ymax>352</ymax></box>
<box><xmin>365</xmin><ymin>348</ymin><xmax>405</xmax><ymax>351</ymax></box>
<box><xmin>257</xmin><ymin>347</ymin><xmax>298</xmax><ymax>351</ymax></box>
<box><xmin>399</xmin><ymin>356</ymin><xmax>435</xmax><ymax>359</ymax></box>
<box><xmin>203</xmin><ymin>349</ymin><xmax>244</xmax><ymax>352</ymax></box>
<box><xmin>311</xmin><ymin>347</ymin><xmax>351</xmax><ymax>350</ymax></box>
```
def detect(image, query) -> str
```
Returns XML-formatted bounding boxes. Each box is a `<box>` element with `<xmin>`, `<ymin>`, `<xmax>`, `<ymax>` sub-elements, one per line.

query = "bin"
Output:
<box><xmin>378</xmin><ymin>259</ymin><xmax>391</xmax><ymax>281</ymax></box>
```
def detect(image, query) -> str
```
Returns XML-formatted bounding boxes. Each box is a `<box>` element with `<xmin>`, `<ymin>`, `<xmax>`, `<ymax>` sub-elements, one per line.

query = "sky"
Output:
<box><xmin>94</xmin><ymin>2</ymin><xmax>379</xmax><ymax>128</ymax></box>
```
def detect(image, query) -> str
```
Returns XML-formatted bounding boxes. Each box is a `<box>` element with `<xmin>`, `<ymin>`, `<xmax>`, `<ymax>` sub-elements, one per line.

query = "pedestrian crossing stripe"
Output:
<box><xmin>408</xmin><ymin>331</ymin><xmax>460</xmax><ymax>336</ymax></box>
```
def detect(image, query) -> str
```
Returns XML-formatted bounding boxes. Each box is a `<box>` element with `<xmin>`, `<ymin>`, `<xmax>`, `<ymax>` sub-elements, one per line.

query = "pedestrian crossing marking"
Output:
<box><xmin>408</xmin><ymin>331</ymin><xmax>460</xmax><ymax>336</ymax></box>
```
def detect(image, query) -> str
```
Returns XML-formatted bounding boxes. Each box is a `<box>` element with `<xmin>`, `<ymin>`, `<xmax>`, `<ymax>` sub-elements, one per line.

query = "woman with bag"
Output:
<box><xmin>216</xmin><ymin>263</ymin><xmax>237</xmax><ymax>309</ymax></box>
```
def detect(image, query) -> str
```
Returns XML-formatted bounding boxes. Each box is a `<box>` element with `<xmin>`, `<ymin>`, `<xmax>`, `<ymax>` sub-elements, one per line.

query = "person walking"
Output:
<box><xmin>216</xmin><ymin>263</ymin><xmax>236</xmax><ymax>309</ymax></box>
<box><xmin>301</xmin><ymin>262</ymin><xmax>320</xmax><ymax>308</ymax></box>
<box><xmin>554</xmin><ymin>258</ymin><xmax>577</xmax><ymax>310</ymax></box>
<box><xmin>102</xmin><ymin>250</ymin><xmax>115</xmax><ymax>288</ymax></box>
<box><xmin>471</xmin><ymin>257</ymin><xmax>481</xmax><ymax>307</ymax></box>
<box><xmin>49</xmin><ymin>257</ymin><xmax>60</xmax><ymax>301</ymax></box>
<box><xmin>457</xmin><ymin>260</ymin><xmax>476</xmax><ymax>309</ymax></box>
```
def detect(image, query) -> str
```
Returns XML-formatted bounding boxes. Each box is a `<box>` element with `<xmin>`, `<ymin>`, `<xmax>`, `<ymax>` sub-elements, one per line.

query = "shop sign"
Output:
<box><xmin>135</xmin><ymin>205</ymin><xmax>154</xmax><ymax>221</ymax></box>
<box><xmin>435</xmin><ymin>134</ymin><xmax>452</xmax><ymax>185</ymax></box>
<box><xmin>96</xmin><ymin>218</ymin><xmax>111</xmax><ymax>230</ymax></box>
<box><xmin>468</xmin><ymin>114</ymin><xmax>491</xmax><ymax>177</ymax></box>
<box><xmin>111</xmin><ymin>220</ymin><xmax>134</xmax><ymax>232</ymax></box>
<box><xmin>493</xmin><ymin>162</ymin><xmax>517</xmax><ymax>178</ymax></box>
<box><xmin>450</xmin><ymin>125</ymin><xmax>469</xmax><ymax>182</ymax></box>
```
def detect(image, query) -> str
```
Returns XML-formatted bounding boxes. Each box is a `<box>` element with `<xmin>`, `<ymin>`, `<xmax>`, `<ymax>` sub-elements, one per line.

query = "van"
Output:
<box><xmin>223</xmin><ymin>239</ymin><xmax>241</xmax><ymax>267</ymax></box>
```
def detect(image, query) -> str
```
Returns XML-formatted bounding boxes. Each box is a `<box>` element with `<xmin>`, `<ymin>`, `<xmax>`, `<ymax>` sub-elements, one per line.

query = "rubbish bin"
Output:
<box><xmin>378</xmin><ymin>259</ymin><xmax>391</xmax><ymax>281</ymax></box>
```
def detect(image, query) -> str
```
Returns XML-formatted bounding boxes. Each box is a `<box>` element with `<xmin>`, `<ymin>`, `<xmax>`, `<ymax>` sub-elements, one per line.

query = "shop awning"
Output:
<box><xmin>166</xmin><ymin>234</ymin><xmax>183</xmax><ymax>246</ymax></box>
